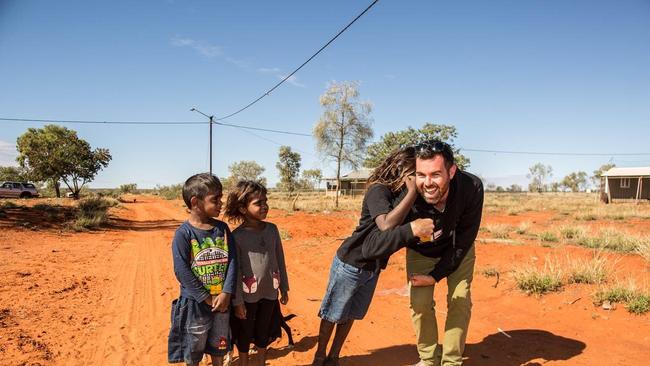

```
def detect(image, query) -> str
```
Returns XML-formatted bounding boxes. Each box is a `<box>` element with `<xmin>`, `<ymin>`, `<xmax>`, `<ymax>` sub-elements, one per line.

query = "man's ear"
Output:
<box><xmin>449</xmin><ymin>164</ymin><xmax>458</xmax><ymax>180</ymax></box>
<box><xmin>190</xmin><ymin>196</ymin><xmax>199</xmax><ymax>209</ymax></box>
<box><xmin>239</xmin><ymin>206</ymin><xmax>247</xmax><ymax>215</ymax></box>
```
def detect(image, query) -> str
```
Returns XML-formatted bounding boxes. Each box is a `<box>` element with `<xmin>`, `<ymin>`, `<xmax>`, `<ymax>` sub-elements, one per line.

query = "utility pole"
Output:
<box><xmin>190</xmin><ymin>107</ymin><xmax>214</xmax><ymax>174</ymax></box>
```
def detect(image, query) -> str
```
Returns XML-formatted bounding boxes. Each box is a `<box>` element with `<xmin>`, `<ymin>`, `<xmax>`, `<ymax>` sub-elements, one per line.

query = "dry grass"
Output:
<box><xmin>483</xmin><ymin>224</ymin><xmax>513</xmax><ymax>239</ymax></box>
<box><xmin>268</xmin><ymin>191</ymin><xmax>363</xmax><ymax>212</ymax></box>
<box><xmin>576</xmin><ymin>228</ymin><xmax>646</xmax><ymax>253</ymax></box>
<box><xmin>592</xmin><ymin>280</ymin><xmax>650</xmax><ymax>314</ymax></box>
<box><xmin>559</xmin><ymin>225</ymin><xmax>587</xmax><ymax>240</ymax></box>
<box><xmin>72</xmin><ymin>197</ymin><xmax>119</xmax><ymax>231</ymax></box>
<box><xmin>567</xmin><ymin>253</ymin><xmax>609</xmax><ymax>285</ymax></box>
<box><xmin>513</xmin><ymin>257</ymin><xmax>564</xmax><ymax>295</ymax></box>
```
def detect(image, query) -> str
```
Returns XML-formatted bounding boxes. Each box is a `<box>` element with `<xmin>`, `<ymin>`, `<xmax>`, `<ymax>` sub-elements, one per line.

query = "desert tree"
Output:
<box><xmin>276</xmin><ymin>146</ymin><xmax>301</xmax><ymax>194</ymax></box>
<box><xmin>301</xmin><ymin>169</ymin><xmax>323</xmax><ymax>190</ymax></box>
<box><xmin>0</xmin><ymin>166</ymin><xmax>26</xmax><ymax>182</ymax></box>
<box><xmin>224</xmin><ymin>160</ymin><xmax>267</xmax><ymax>189</ymax></box>
<box><xmin>364</xmin><ymin>123</ymin><xmax>469</xmax><ymax>170</ymax></box>
<box><xmin>592</xmin><ymin>163</ymin><xmax>616</xmax><ymax>190</ymax></box>
<box><xmin>16</xmin><ymin>125</ymin><xmax>111</xmax><ymax>198</ymax></box>
<box><xmin>507</xmin><ymin>184</ymin><xmax>523</xmax><ymax>192</ymax></box>
<box><xmin>561</xmin><ymin>171</ymin><xmax>588</xmax><ymax>192</ymax></box>
<box><xmin>527</xmin><ymin>163</ymin><xmax>553</xmax><ymax>193</ymax></box>
<box><xmin>314</xmin><ymin>81</ymin><xmax>373</xmax><ymax>207</ymax></box>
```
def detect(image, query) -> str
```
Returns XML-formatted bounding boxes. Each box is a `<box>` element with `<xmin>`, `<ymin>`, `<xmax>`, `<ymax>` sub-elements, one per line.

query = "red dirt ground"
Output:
<box><xmin>1</xmin><ymin>195</ymin><xmax>649</xmax><ymax>366</ymax></box>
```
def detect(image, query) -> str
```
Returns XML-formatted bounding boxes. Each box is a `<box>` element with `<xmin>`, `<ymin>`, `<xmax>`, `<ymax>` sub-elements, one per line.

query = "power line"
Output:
<box><xmin>461</xmin><ymin>148</ymin><xmax>650</xmax><ymax>157</ymax></box>
<box><xmin>0</xmin><ymin>117</ymin><xmax>205</xmax><ymax>125</ymax></box>
<box><xmin>214</xmin><ymin>0</ymin><xmax>380</xmax><ymax>121</ymax></box>
<box><xmin>0</xmin><ymin>117</ymin><xmax>313</xmax><ymax>136</ymax></box>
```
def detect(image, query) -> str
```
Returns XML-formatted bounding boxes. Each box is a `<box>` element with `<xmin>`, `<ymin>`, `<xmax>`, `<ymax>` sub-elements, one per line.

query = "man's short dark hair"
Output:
<box><xmin>182</xmin><ymin>173</ymin><xmax>223</xmax><ymax>209</ymax></box>
<box><xmin>414</xmin><ymin>140</ymin><xmax>455</xmax><ymax>169</ymax></box>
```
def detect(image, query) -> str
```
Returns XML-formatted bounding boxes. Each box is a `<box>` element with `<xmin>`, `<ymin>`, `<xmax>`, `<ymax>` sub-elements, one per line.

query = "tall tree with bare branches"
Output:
<box><xmin>313</xmin><ymin>81</ymin><xmax>373</xmax><ymax>207</ymax></box>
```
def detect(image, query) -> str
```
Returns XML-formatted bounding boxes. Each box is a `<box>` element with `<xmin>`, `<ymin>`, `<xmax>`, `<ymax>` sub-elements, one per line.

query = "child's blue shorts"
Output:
<box><xmin>318</xmin><ymin>255</ymin><xmax>379</xmax><ymax>324</ymax></box>
<box><xmin>168</xmin><ymin>296</ymin><xmax>230</xmax><ymax>364</ymax></box>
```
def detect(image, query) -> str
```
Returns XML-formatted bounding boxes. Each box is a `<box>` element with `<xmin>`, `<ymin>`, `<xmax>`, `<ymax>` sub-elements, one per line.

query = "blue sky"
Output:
<box><xmin>1</xmin><ymin>0</ymin><xmax>649</xmax><ymax>189</ymax></box>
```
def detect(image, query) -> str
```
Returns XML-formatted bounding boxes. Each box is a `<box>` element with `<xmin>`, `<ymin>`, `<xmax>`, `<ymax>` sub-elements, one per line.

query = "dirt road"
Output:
<box><xmin>1</xmin><ymin>196</ymin><xmax>649</xmax><ymax>365</ymax></box>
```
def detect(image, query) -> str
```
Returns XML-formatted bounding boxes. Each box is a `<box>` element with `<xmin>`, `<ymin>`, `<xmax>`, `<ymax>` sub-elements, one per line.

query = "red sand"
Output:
<box><xmin>1</xmin><ymin>196</ymin><xmax>649</xmax><ymax>366</ymax></box>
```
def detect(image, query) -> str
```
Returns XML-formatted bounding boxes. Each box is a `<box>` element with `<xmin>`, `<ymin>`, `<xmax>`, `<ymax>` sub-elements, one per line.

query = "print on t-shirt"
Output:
<box><xmin>190</xmin><ymin>235</ymin><xmax>229</xmax><ymax>295</ymax></box>
<box><xmin>242</xmin><ymin>274</ymin><xmax>258</xmax><ymax>294</ymax></box>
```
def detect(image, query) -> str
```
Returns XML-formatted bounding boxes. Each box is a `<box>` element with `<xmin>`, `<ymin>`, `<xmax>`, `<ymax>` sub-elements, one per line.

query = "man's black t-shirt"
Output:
<box><xmin>336</xmin><ymin>184</ymin><xmax>411</xmax><ymax>271</ymax></box>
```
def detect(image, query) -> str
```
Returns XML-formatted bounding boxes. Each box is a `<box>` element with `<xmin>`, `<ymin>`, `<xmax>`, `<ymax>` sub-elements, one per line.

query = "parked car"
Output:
<box><xmin>0</xmin><ymin>182</ymin><xmax>40</xmax><ymax>198</ymax></box>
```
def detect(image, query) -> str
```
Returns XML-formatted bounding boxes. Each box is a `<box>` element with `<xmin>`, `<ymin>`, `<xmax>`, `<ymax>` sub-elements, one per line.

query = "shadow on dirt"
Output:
<box><xmin>291</xmin><ymin>329</ymin><xmax>584</xmax><ymax>366</ymax></box>
<box><xmin>108</xmin><ymin>218</ymin><xmax>182</xmax><ymax>232</ymax></box>
<box><xmin>0</xmin><ymin>203</ymin><xmax>76</xmax><ymax>230</ymax></box>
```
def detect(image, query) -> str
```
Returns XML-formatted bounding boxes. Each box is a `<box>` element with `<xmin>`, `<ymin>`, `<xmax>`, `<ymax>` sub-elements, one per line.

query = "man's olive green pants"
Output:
<box><xmin>407</xmin><ymin>245</ymin><xmax>475</xmax><ymax>366</ymax></box>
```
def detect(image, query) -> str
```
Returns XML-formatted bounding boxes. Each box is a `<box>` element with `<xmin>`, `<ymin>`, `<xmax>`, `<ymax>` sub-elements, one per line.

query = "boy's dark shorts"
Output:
<box><xmin>168</xmin><ymin>296</ymin><xmax>230</xmax><ymax>364</ymax></box>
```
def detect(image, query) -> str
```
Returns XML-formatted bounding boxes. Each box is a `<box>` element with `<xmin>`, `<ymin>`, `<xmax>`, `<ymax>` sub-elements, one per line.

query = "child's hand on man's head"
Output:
<box><xmin>212</xmin><ymin>293</ymin><xmax>231</xmax><ymax>312</ymax></box>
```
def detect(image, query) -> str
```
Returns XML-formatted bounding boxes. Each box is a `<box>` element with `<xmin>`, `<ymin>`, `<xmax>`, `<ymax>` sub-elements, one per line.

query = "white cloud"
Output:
<box><xmin>281</xmin><ymin>74</ymin><xmax>305</xmax><ymax>88</ymax></box>
<box><xmin>171</xmin><ymin>36</ymin><xmax>222</xmax><ymax>58</ymax></box>
<box><xmin>257</xmin><ymin>67</ymin><xmax>281</xmax><ymax>73</ymax></box>
<box><xmin>0</xmin><ymin>140</ymin><xmax>18</xmax><ymax>166</ymax></box>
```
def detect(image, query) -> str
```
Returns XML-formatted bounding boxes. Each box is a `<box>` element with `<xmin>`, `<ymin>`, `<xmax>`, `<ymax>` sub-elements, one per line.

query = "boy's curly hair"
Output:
<box><xmin>367</xmin><ymin>146</ymin><xmax>415</xmax><ymax>192</ymax></box>
<box><xmin>224</xmin><ymin>180</ymin><xmax>268</xmax><ymax>224</ymax></box>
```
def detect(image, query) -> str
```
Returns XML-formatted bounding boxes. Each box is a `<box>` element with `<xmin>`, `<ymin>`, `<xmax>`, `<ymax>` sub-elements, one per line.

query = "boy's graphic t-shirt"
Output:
<box><xmin>172</xmin><ymin>220</ymin><xmax>238</xmax><ymax>303</ymax></box>
<box><xmin>190</xmin><ymin>235</ymin><xmax>229</xmax><ymax>295</ymax></box>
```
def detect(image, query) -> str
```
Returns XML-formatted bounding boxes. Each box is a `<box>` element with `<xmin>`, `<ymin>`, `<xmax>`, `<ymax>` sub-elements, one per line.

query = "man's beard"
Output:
<box><xmin>420</xmin><ymin>182</ymin><xmax>449</xmax><ymax>205</ymax></box>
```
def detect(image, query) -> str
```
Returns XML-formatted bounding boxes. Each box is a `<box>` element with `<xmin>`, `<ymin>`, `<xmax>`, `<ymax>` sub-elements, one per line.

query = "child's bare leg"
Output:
<box><xmin>256</xmin><ymin>347</ymin><xmax>267</xmax><ymax>366</ymax></box>
<box><xmin>327</xmin><ymin>320</ymin><xmax>354</xmax><ymax>362</ymax></box>
<box><xmin>209</xmin><ymin>354</ymin><xmax>224</xmax><ymax>366</ymax></box>
<box><xmin>239</xmin><ymin>350</ymin><xmax>249</xmax><ymax>366</ymax></box>
<box><xmin>312</xmin><ymin>319</ymin><xmax>335</xmax><ymax>365</ymax></box>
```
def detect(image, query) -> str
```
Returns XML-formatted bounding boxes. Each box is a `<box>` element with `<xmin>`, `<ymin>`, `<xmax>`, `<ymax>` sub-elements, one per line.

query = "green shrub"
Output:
<box><xmin>592</xmin><ymin>285</ymin><xmax>636</xmax><ymax>306</ymax></box>
<box><xmin>538</xmin><ymin>231</ymin><xmax>559</xmax><ymax>242</ymax></box>
<box><xmin>119</xmin><ymin>183</ymin><xmax>138</xmax><ymax>194</ymax></box>
<box><xmin>577</xmin><ymin>229</ymin><xmax>644</xmax><ymax>253</ymax></box>
<box><xmin>73</xmin><ymin>197</ymin><xmax>117</xmax><ymax>230</ymax></box>
<box><xmin>627</xmin><ymin>294</ymin><xmax>650</xmax><ymax>315</ymax></box>
<box><xmin>155</xmin><ymin>184</ymin><xmax>183</xmax><ymax>200</ymax></box>
<box><xmin>513</xmin><ymin>259</ymin><xmax>564</xmax><ymax>295</ymax></box>
<box><xmin>567</xmin><ymin>255</ymin><xmax>608</xmax><ymax>284</ymax></box>
<box><xmin>560</xmin><ymin>226</ymin><xmax>586</xmax><ymax>240</ymax></box>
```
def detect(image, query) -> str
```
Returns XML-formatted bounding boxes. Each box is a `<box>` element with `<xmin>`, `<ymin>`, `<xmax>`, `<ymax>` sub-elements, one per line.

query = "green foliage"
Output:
<box><xmin>363</xmin><ymin>123</ymin><xmax>469</xmax><ymax>170</ymax></box>
<box><xmin>73</xmin><ymin>196</ymin><xmax>117</xmax><ymax>230</ymax></box>
<box><xmin>538</xmin><ymin>231</ymin><xmax>559</xmax><ymax>242</ymax></box>
<box><xmin>224</xmin><ymin>160</ymin><xmax>267</xmax><ymax>190</ymax></box>
<box><xmin>567</xmin><ymin>255</ymin><xmax>608</xmax><ymax>284</ymax></box>
<box><xmin>592</xmin><ymin>163</ymin><xmax>615</xmax><ymax>189</ymax></box>
<box><xmin>16</xmin><ymin>124</ymin><xmax>111</xmax><ymax>198</ymax></box>
<box><xmin>276</xmin><ymin>146</ymin><xmax>301</xmax><ymax>193</ymax></box>
<box><xmin>155</xmin><ymin>184</ymin><xmax>183</xmax><ymax>200</ymax></box>
<box><xmin>561</xmin><ymin>171</ymin><xmax>588</xmax><ymax>192</ymax></box>
<box><xmin>314</xmin><ymin>81</ymin><xmax>373</xmax><ymax>206</ymax></box>
<box><xmin>0</xmin><ymin>166</ymin><xmax>26</xmax><ymax>182</ymax></box>
<box><xmin>527</xmin><ymin>163</ymin><xmax>553</xmax><ymax>192</ymax></box>
<box><xmin>627</xmin><ymin>294</ymin><xmax>650</xmax><ymax>315</ymax></box>
<box><xmin>119</xmin><ymin>183</ymin><xmax>138</xmax><ymax>194</ymax></box>
<box><xmin>301</xmin><ymin>169</ymin><xmax>323</xmax><ymax>190</ymax></box>
<box><xmin>513</xmin><ymin>259</ymin><xmax>564</xmax><ymax>295</ymax></box>
<box><xmin>576</xmin><ymin>228</ymin><xmax>644</xmax><ymax>252</ymax></box>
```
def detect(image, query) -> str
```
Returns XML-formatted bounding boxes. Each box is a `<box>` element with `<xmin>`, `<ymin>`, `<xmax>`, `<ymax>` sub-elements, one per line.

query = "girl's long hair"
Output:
<box><xmin>224</xmin><ymin>180</ymin><xmax>267</xmax><ymax>225</ymax></box>
<box><xmin>367</xmin><ymin>146</ymin><xmax>415</xmax><ymax>192</ymax></box>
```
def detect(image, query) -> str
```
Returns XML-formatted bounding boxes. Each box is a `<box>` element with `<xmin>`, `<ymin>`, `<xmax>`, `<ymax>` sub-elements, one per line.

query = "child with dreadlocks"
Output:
<box><xmin>312</xmin><ymin>146</ymin><xmax>435</xmax><ymax>366</ymax></box>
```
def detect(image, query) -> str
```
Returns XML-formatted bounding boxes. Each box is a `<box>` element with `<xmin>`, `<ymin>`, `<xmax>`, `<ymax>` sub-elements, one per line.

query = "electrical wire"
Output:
<box><xmin>214</xmin><ymin>0</ymin><xmax>380</xmax><ymax>121</ymax></box>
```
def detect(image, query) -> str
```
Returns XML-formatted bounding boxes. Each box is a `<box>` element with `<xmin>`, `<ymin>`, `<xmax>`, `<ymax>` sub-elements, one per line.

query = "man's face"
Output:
<box><xmin>415</xmin><ymin>155</ymin><xmax>457</xmax><ymax>205</ymax></box>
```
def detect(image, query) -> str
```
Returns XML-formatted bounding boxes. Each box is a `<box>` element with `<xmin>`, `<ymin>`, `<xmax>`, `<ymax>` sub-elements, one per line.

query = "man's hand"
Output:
<box><xmin>212</xmin><ymin>293</ymin><xmax>231</xmax><ymax>312</ymax></box>
<box><xmin>234</xmin><ymin>304</ymin><xmax>247</xmax><ymax>319</ymax></box>
<box><xmin>409</xmin><ymin>274</ymin><xmax>436</xmax><ymax>287</ymax></box>
<box><xmin>204</xmin><ymin>295</ymin><xmax>214</xmax><ymax>307</ymax></box>
<box><xmin>410</xmin><ymin>218</ymin><xmax>434</xmax><ymax>242</ymax></box>
<box><xmin>280</xmin><ymin>291</ymin><xmax>289</xmax><ymax>305</ymax></box>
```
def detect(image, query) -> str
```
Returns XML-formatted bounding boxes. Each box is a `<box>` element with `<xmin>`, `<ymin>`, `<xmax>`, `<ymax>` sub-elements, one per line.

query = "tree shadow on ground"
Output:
<box><xmin>108</xmin><ymin>218</ymin><xmax>182</xmax><ymax>231</ymax></box>
<box><xmin>464</xmin><ymin>329</ymin><xmax>586</xmax><ymax>366</ymax></box>
<box><xmin>0</xmin><ymin>204</ymin><xmax>76</xmax><ymax>230</ymax></box>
